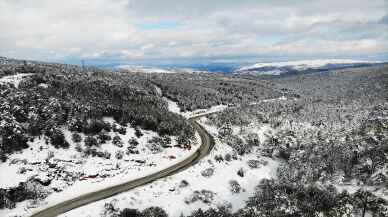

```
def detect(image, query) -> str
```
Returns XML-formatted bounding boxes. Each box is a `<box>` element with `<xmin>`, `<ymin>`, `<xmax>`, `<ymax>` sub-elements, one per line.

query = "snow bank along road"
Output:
<box><xmin>29</xmin><ymin>115</ymin><xmax>215</xmax><ymax>217</ymax></box>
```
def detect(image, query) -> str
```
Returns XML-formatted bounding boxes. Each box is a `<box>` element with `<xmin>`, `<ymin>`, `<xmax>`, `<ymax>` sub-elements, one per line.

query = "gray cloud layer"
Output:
<box><xmin>0</xmin><ymin>0</ymin><xmax>387</xmax><ymax>62</ymax></box>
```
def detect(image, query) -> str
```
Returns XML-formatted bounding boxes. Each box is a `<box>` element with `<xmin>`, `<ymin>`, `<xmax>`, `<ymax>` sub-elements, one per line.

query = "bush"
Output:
<box><xmin>46</xmin><ymin>128</ymin><xmax>69</xmax><ymax>149</ymax></box>
<box><xmin>112</xmin><ymin>135</ymin><xmax>123</xmax><ymax>147</ymax></box>
<box><xmin>201</xmin><ymin>168</ymin><xmax>214</xmax><ymax>178</ymax></box>
<box><xmin>237</xmin><ymin>168</ymin><xmax>244</xmax><ymax>177</ymax></box>
<box><xmin>0</xmin><ymin>180</ymin><xmax>46</xmax><ymax>209</ymax></box>
<box><xmin>185</xmin><ymin>190</ymin><xmax>215</xmax><ymax>204</ymax></box>
<box><xmin>147</xmin><ymin>136</ymin><xmax>164</xmax><ymax>153</ymax></box>
<box><xmin>128</xmin><ymin>137</ymin><xmax>139</xmax><ymax>147</ymax></box>
<box><xmin>84</xmin><ymin>136</ymin><xmax>98</xmax><ymax>147</ymax></box>
<box><xmin>135</xmin><ymin>127</ymin><xmax>143</xmax><ymax>138</ymax></box>
<box><xmin>97</xmin><ymin>132</ymin><xmax>111</xmax><ymax>144</ymax></box>
<box><xmin>71</xmin><ymin>133</ymin><xmax>82</xmax><ymax>143</ymax></box>
<box><xmin>113</xmin><ymin>124</ymin><xmax>126</xmax><ymax>135</ymax></box>
<box><xmin>83</xmin><ymin>120</ymin><xmax>111</xmax><ymax>135</ymax></box>
<box><xmin>224</xmin><ymin>153</ymin><xmax>232</xmax><ymax>162</ymax></box>
<box><xmin>142</xmin><ymin>207</ymin><xmax>168</xmax><ymax>217</ymax></box>
<box><xmin>115</xmin><ymin>150</ymin><xmax>124</xmax><ymax>159</ymax></box>
<box><xmin>120</xmin><ymin>208</ymin><xmax>142</xmax><ymax>217</ymax></box>
<box><xmin>229</xmin><ymin>180</ymin><xmax>241</xmax><ymax>194</ymax></box>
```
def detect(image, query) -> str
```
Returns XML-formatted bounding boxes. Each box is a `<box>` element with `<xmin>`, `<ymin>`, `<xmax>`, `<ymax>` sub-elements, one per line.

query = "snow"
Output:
<box><xmin>237</xmin><ymin>59</ymin><xmax>381</xmax><ymax>72</ymax></box>
<box><xmin>166</xmin><ymin>98</ymin><xmax>181</xmax><ymax>114</ymax></box>
<box><xmin>0</xmin><ymin>87</ymin><xmax>204</xmax><ymax>217</ymax></box>
<box><xmin>0</xmin><ymin>73</ymin><xmax>34</xmax><ymax>88</ymax></box>
<box><xmin>56</xmin><ymin>116</ymin><xmax>278</xmax><ymax>217</ymax></box>
<box><xmin>0</xmin><ymin>163</ymin><xmax>30</xmax><ymax>188</ymax></box>
<box><xmin>181</xmin><ymin>105</ymin><xmax>229</xmax><ymax>119</ymax></box>
<box><xmin>154</xmin><ymin>85</ymin><xmax>181</xmax><ymax>114</ymax></box>
<box><xmin>0</xmin><ymin>83</ymin><xmax>284</xmax><ymax>217</ymax></box>
<box><xmin>0</xmin><ymin>121</ymin><xmax>201</xmax><ymax>217</ymax></box>
<box><xmin>116</xmin><ymin>65</ymin><xmax>173</xmax><ymax>73</ymax></box>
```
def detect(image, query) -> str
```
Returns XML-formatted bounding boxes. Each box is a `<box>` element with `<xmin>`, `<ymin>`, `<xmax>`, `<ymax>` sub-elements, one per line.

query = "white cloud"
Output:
<box><xmin>0</xmin><ymin>0</ymin><xmax>387</xmax><ymax>62</ymax></box>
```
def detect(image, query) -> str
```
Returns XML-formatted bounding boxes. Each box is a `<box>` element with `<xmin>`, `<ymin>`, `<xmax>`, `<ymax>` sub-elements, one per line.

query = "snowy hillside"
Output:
<box><xmin>235</xmin><ymin>59</ymin><xmax>382</xmax><ymax>75</ymax></box>
<box><xmin>116</xmin><ymin>65</ymin><xmax>211</xmax><ymax>74</ymax></box>
<box><xmin>0</xmin><ymin>117</ymin><xmax>200</xmax><ymax>217</ymax></box>
<box><xmin>57</xmin><ymin>112</ymin><xmax>278</xmax><ymax>217</ymax></box>
<box><xmin>0</xmin><ymin>73</ymin><xmax>34</xmax><ymax>88</ymax></box>
<box><xmin>116</xmin><ymin>65</ymin><xmax>174</xmax><ymax>73</ymax></box>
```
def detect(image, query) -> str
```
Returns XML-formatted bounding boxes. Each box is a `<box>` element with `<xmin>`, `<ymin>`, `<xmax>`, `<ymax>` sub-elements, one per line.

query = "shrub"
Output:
<box><xmin>142</xmin><ymin>207</ymin><xmax>168</xmax><ymax>217</ymax></box>
<box><xmin>115</xmin><ymin>150</ymin><xmax>124</xmax><ymax>159</ymax></box>
<box><xmin>84</xmin><ymin>136</ymin><xmax>98</xmax><ymax>147</ymax></box>
<box><xmin>120</xmin><ymin>208</ymin><xmax>142</xmax><ymax>217</ymax></box>
<box><xmin>128</xmin><ymin>137</ymin><xmax>139</xmax><ymax>147</ymax></box>
<box><xmin>71</xmin><ymin>133</ymin><xmax>82</xmax><ymax>143</ymax></box>
<box><xmin>201</xmin><ymin>168</ymin><xmax>214</xmax><ymax>178</ymax></box>
<box><xmin>229</xmin><ymin>180</ymin><xmax>241</xmax><ymax>194</ymax></box>
<box><xmin>112</xmin><ymin>124</ymin><xmax>126</xmax><ymax>135</ymax></box>
<box><xmin>46</xmin><ymin>128</ymin><xmax>69</xmax><ymax>149</ymax></box>
<box><xmin>83</xmin><ymin>120</ymin><xmax>111</xmax><ymax>135</ymax></box>
<box><xmin>112</xmin><ymin>135</ymin><xmax>123</xmax><ymax>147</ymax></box>
<box><xmin>224</xmin><ymin>153</ymin><xmax>232</xmax><ymax>162</ymax></box>
<box><xmin>135</xmin><ymin>127</ymin><xmax>143</xmax><ymax>138</ymax></box>
<box><xmin>237</xmin><ymin>168</ymin><xmax>244</xmax><ymax>177</ymax></box>
<box><xmin>97</xmin><ymin>132</ymin><xmax>111</xmax><ymax>144</ymax></box>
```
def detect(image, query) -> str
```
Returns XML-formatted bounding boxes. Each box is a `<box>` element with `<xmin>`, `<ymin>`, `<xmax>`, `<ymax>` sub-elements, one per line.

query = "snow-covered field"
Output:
<box><xmin>57</xmin><ymin>115</ymin><xmax>278</xmax><ymax>217</ymax></box>
<box><xmin>0</xmin><ymin>73</ymin><xmax>34</xmax><ymax>87</ymax></box>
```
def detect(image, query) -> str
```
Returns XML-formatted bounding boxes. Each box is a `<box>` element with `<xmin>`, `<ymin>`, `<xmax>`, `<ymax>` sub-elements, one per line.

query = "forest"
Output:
<box><xmin>148</xmin><ymin>73</ymin><xmax>286</xmax><ymax>111</ymax></box>
<box><xmin>200</xmin><ymin>65</ymin><xmax>388</xmax><ymax>217</ymax></box>
<box><xmin>1</xmin><ymin>58</ymin><xmax>387</xmax><ymax>216</ymax></box>
<box><xmin>106</xmin><ymin>65</ymin><xmax>388</xmax><ymax>217</ymax></box>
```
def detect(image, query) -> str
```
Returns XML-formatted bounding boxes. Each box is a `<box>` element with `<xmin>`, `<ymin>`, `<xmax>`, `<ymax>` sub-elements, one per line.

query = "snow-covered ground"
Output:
<box><xmin>0</xmin><ymin>84</ymin><xmax>206</xmax><ymax>217</ymax></box>
<box><xmin>57</xmin><ymin>114</ymin><xmax>278</xmax><ymax>217</ymax></box>
<box><xmin>116</xmin><ymin>65</ymin><xmax>173</xmax><ymax>73</ymax></box>
<box><xmin>0</xmin><ymin>73</ymin><xmax>34</xmax><ymax>87</ymax></box>
<box><xmin>0</xmin><ymin>81</ymin><xmax>282</xmax><ymax>217</ymax></box>
<box><xmin>238</xmin><ymin>59</ymin><xmax>380</xmax><ymax>71</ymax></box>
<box><xmin>235</xmin><ymin>59</ymin><xmax>382</xmax><ymax>75</ymax></box>
<box><xmin>181</xmin><ymin>105</ymin><xmax>229</xmax><ymax>119</ymax></box>
<box><xmin>0</xmin><ymin>118</ymin><xmax>201</xmax><ymax>217</ymax></box>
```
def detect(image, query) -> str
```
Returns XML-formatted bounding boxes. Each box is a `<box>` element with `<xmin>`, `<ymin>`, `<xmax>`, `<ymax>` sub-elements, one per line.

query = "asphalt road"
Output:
<box><xmin>29</xmin><ymin>115</ymin><xmax>215</xmax><ymax>217</ymax></box>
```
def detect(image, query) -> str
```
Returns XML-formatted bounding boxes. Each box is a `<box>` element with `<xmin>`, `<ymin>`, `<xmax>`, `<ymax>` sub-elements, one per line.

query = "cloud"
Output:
<box><xmin>0</xmin><ymin>0</ymin><xmax>387</xmax><ymax>63</ymax></box>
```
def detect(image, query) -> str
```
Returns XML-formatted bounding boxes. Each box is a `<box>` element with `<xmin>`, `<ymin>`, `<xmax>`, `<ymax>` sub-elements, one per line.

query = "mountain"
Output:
<box><xmin>234</xmin><ymin>59</ymin><xmax>383</xmax><ymax>76</ymax></box>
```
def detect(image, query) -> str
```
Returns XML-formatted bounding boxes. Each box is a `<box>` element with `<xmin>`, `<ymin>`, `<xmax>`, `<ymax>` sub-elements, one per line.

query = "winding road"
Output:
<box><xmin>29</xmin><ymin>115</ymin><xmax>215</xmax><ymax>217</ymax></box>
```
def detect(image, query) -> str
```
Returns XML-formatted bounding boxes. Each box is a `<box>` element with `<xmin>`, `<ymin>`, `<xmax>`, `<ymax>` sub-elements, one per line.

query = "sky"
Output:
<box><xmin>0</xmin><ymin>0</ymin><xmax>387</xmax><ymax>65</ymax></box>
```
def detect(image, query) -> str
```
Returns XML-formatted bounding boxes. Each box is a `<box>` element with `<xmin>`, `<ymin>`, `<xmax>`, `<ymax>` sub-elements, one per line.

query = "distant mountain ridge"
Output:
<box><xmin>234</xmin><ymin>59</ymin><xmax>384</xmax><ymax>76</ymax></box>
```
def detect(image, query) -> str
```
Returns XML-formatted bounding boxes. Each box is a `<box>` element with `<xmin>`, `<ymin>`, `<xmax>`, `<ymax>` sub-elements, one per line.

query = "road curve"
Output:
<box><xmin>29</xmin><ymin>115</ymin><xmax>215</xmax><ymax>217</ymax></box>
